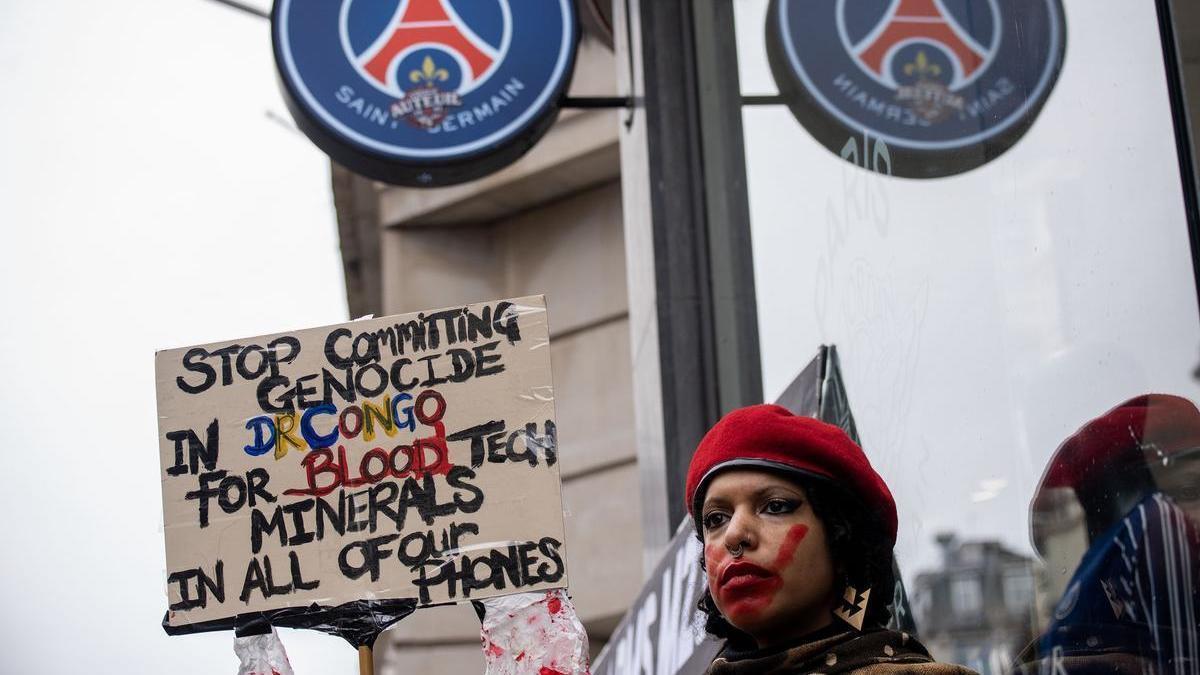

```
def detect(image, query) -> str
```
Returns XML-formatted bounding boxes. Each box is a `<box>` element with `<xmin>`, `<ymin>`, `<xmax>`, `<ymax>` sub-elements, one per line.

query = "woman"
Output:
<box><xmin>686</xmin><ymin>404</ymin><xmax>974</xmax><ymax>674</ymax></box>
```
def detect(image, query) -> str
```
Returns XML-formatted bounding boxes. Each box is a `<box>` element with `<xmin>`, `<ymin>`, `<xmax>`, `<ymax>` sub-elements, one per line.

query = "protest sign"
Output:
<box><xmin>156</xmin><ymin>296</ymin><xmax>567</xmax><ymax>630</ymax></box>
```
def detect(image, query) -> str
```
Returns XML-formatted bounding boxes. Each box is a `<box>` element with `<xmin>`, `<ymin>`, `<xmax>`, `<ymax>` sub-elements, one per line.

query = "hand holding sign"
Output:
<box><xmin>156</xmin><ymin>296</ymin><xmax>569</xmax><ymax>668</ymax></box>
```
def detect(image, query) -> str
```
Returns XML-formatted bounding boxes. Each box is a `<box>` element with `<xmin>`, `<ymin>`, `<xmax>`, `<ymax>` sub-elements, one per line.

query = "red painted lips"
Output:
<box><xmin>716</xmin><ymin>560</ymin><xmax>781</xmax><ymax>616</ymax></box>
<box><xmin>718</xmin><ymin>560</ymin><xmax>775</xmax><ymax>586</ymax></box>
<box><xmin>705</xmin><ymin>524</ymin><xmax>811</xmax><ymax>619</ymax></box>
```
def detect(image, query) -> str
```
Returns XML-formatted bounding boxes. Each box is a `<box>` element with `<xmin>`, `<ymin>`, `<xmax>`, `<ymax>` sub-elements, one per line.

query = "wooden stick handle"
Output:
<box><xmin>358</xmin><ymin>645</ymin><xmax>374</xmax><ymax>675</ymax></box>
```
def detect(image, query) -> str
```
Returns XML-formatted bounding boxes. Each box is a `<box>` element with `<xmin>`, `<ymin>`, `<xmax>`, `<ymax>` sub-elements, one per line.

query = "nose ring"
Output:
<box><xmin>727</xmin><ymin>543</ymin><xmax>745</xmax><ymax>558</ymax></box>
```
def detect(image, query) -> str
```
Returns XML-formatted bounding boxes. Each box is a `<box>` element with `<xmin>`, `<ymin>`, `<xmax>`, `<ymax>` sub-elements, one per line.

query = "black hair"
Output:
<box><xmin>694</xmin><ymin>472</ymin><xmax>895</xmax><ymax>644</ymax></box>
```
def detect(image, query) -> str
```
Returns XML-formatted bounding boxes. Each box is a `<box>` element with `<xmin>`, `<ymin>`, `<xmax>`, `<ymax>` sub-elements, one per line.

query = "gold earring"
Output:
<box><xmin>833</xmin><ymin>585</ymin><xmax>871</xmax><ymax>631</ymax></box>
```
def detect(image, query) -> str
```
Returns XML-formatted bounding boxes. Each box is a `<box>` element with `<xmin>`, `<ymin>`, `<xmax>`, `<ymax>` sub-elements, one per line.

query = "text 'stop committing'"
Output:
<box><xmin>155</xmin><ymin>296</ymin><xmax>566</xmax><ymax>627</ymax></box>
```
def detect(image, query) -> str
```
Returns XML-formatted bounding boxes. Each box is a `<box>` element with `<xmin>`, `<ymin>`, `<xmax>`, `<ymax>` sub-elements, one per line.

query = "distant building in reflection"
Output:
<box><xmin>912</xmin><ymin>534</ymin><xmax>1038</xmax><ymax>675</ymax></box>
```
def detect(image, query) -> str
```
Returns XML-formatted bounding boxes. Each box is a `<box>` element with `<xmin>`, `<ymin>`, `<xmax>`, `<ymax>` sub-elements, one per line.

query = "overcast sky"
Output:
<box><xmin>0</xmin><ymin>0</ymin><xmax>354</xmax><ymax>671</ymax></box>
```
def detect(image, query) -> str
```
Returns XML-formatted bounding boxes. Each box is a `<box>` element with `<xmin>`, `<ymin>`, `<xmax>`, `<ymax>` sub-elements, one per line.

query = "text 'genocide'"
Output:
<box><xmin>173</xmin><ymin>301</ymin><xmax>523</xmax><ymax>414</ymax></box>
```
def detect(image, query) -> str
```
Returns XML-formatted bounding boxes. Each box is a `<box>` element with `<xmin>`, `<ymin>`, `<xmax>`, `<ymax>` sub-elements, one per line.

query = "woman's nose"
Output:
<box><xmin>722</xmin><ymin>508</ymin><xmax>757</xmax><ymax>553</ymax></box>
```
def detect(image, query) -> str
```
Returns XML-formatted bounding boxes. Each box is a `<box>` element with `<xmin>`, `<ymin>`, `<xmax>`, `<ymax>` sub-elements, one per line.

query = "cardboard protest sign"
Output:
<box><xmin>156</xmin><ymin>296</ymin><xmax>567</xmax><ymax>629</ymax></box>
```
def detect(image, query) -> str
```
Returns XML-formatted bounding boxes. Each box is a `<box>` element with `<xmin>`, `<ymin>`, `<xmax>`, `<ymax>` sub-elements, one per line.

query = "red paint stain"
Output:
<box><xmin>719</xmin><ymin>575</ymin><xmax>781</xmax><ymax>620</ymax></box>
<box><xmin>547</xmin><ymin>596</ymin><xmax>562</xmax><ymax>614</ymax></box>
<box><xmin>709</xmin><ymin>541</ymin><xmax>777</xmax><ymax>619</ymax></box>
<box><xmin>704</xmin><ymin>543</ymin><xmax>726</xmax><ymax>572</ymax></box>
<box><xmin>485</xmin><ymin>641</ymin><xmax>505</xmax><ymax>658</ymax></box>
<box><xmin>539</xmin><ymin>668</ymin><xmax>567</xmax><ymax>675</ymax></box>
<box><xmin>516</xmin><ymin>651</ymin><xmax>526</xmax><ymax>661</ymax></box>
<box><xmin>772</xmin><ymin>524</ymin><xmax>809</xmax><ymax>571</ymax></box>
<box><xmin>704</xmin><ymin>542</ymin><xmax>727</xmax><ymax>598</ymax></box>
<box><xmin>712</xmin><ymin>524</ymin><xmax>809</xmax><ymax>622</ymax></box>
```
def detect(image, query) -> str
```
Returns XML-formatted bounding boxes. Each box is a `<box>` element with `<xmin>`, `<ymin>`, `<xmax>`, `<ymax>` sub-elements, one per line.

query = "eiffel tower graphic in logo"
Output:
<box><xmin>355</xmin><ymin>0</ymin><xmax>500</xmax><ymax>95</ymax></box>
<box><xmin>848</xmin><ymin>0</ymin><xmax>995</xmax><ymax>121</ymax></box>
<box><xmin>851</xmin><ymin>0</ymin><xmax>991</xmax><ymax>89</ymax></box>
<box><xmin>351</xmin><ymin>0</ymin><xmax>505</xmax><ymax>128</ymax></box>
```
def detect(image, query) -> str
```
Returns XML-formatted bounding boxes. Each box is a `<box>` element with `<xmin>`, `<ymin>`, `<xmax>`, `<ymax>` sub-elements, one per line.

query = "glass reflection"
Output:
<box><xmin>731</xmin><ymin>0</ymin><xmax>1200</xmax><ymax>673</ymax></box>
<box><xmin>1016</xmin><ymin>395</ymin><xmax>1200</xmax><ymax>674</ymax></box>
<box><xmin>906</xmin><ymin>395</ymin><xmax>1200</xmax><ymax>675</ymax></box>
<box><xmin>912</xmin><ymin>536</ymin><xmax>1037</xmax><ymax>674</ymax></box>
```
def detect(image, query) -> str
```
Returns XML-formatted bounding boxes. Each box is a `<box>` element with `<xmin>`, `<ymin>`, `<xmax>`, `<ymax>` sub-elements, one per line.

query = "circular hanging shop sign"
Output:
<box><xmin>766</xmin><ymin>0</ymin><xmax>1065</xmax><ymax>178</ymax></box>
<box><xmin>273</xmin><ymin>0</ymin><xmax>578</xmax><ymax>187</ymax></box>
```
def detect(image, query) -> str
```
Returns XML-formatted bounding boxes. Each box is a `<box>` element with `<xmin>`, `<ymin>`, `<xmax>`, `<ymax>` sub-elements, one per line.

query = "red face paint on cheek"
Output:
<box><xmin>771</xmin><ymin>524</ymin><xmax>809</xmax><ymax>572</ymax></box>
<box><xmin>716</xmin><ymin>525</ymin><xmax>809</xmax><ymax>622</ymax></box>
<box><xmin>704</xmin><ymin>543</ymin><xmax>726</xmax><ymax>595</ymax></box>
<box><xmin>704</xmin><ymin>543</ymin><xmax>725</xmax><ymax>570</ymax></box>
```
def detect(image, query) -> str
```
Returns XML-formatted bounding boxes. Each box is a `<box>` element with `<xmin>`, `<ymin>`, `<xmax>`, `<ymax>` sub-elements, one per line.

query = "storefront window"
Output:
<box><xmin>734</xmin><ymin>0</ymin><xmax>1200</xmax><ymax>672</ymax></box>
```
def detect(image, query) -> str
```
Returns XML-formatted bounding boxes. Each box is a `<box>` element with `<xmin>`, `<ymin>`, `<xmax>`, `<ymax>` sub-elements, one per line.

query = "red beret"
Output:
<box><xmin>1037</xmin><ymin>394</ymin><xmax>1200</xmax><ymax>492</ymax></box>
<box><xmin>685</xmin><ymin>404</ymin><xmax>898</xmax><ymax>546</ymax></box>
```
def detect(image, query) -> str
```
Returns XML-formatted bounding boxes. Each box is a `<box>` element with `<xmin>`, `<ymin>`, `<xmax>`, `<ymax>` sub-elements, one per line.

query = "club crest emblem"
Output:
<box><xmin>766</xmin><ymin>0</ymin><xmax>1065</xmax><ymax>178</ymax></box>
<box><xmin>273</xmin><ymin>0</ymin><xmax>577</xmax><ymax>186</ymax></box>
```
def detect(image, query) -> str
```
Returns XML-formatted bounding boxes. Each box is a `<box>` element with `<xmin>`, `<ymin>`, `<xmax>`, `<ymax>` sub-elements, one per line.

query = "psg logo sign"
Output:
<box><xmin>766</xmin><ymin>0</ymin><xmax>1066</xmax><ymax>178</ymax></box>
<box><xmin>273</xmin><ymin>0</ymin><xmax>578</xmax><ymax>186</ymax></box>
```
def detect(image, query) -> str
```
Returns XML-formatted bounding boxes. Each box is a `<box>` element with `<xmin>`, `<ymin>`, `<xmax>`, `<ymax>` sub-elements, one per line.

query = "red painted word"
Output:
<box><xmin>284</xmin><ymin>390</ymin><xmax>453</xmax><ymax>497</ymax></box>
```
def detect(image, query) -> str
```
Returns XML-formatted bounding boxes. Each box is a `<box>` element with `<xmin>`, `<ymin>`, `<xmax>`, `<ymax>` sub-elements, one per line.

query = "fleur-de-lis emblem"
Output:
<box><xmin>410</xmin><ymin>56</ymin><xmax>449</xmax><ymax>86</ymax></box>
<box><xmin>903</xmin><ymin>50</ymin><xmax>942</xmax><ymax>79</ymax></box>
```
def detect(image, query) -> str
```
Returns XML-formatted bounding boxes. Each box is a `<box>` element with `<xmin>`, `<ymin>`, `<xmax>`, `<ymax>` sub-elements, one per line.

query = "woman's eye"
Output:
<box><xmin>763</xmin><ymin>499</ymin><xmax>797</xmax><ymax>515</ymax></box>
<box><xmin>702</xmin><ymin>512</ymin><xmax>728</xmax><ymax>531</ymax></box>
